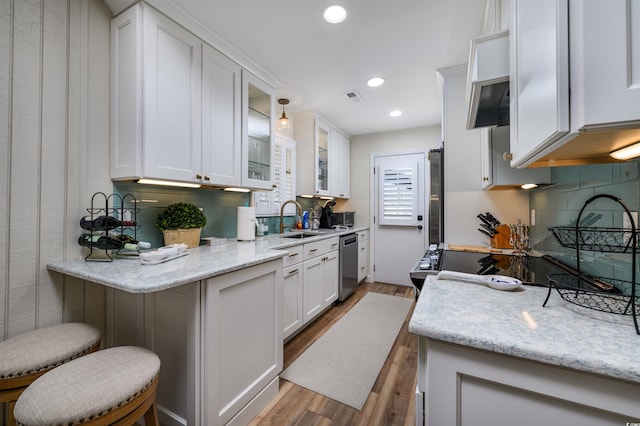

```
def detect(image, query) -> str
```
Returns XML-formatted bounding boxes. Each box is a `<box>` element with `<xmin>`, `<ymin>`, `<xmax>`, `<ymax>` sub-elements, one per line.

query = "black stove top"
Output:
<box><xmin>438</xmin><ymin>250</ymin><xmax>575</xmax><ymax>287</ymax></box>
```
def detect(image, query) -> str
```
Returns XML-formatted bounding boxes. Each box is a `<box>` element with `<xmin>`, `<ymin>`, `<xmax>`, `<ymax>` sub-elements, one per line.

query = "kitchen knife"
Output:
<box><xmin>477</xmin><ymin>214</ymin><xmax>495</xmax><ymax>229</ymax></box>
<box><xmin>479</xmin><ymin>223</ymin><xmax>497</xmax><ymax>235</ymax></box>
<box><xmin>485</xmin><ymin>212</ymin><xmax>501</xmax><ymax>227</ymax></box>
<box><xmin>478</xmin><ymin>228</ymin><xmax>494</xmax><ymax>238</ymax></box>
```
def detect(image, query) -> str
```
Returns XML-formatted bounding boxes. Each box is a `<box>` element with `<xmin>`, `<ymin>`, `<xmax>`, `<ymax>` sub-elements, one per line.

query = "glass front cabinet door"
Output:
<box><xmin>315</xmin><ymin>118</ymin><xmax>331</xmax><ymax>196</ymax></box>
<box><xmin>242</xmin><ymin>70</ymin><xmax>274</xmax><ymax>190</ymax></box>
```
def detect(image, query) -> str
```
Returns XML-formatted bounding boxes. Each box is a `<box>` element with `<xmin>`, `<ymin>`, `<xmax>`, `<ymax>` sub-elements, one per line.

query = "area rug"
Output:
<box><xmin>280</xmin><ymin>292</ymin><xmax>413</xmax><ymax>410</ymax></box>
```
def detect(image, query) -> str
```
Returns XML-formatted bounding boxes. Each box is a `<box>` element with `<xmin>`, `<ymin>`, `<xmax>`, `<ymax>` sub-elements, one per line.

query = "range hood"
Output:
<box><xmin>466</xmin><ymin>30</ymin><xmax>510</xmax><ymax>130</ymax></box>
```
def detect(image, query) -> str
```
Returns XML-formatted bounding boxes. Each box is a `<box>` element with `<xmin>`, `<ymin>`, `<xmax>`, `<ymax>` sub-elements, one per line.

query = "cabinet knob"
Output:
<box><xmin>204</xmin><ymin>176</ymin><xmax>210</xmax><ymax>181</ymax></box>
<box><xmin>483</xmin><ymin>176</ymin><xmax>489</xmax><ymax>182</ymax></box>
<box><xmin>502</xmin><ymin>152</ymin><xmax>513</xmax><ymax>161</ymax></box>
<box><xmin>196</xmin><ymin>174</ymin><xmax>203</xmax><ymax>180</ymax></box>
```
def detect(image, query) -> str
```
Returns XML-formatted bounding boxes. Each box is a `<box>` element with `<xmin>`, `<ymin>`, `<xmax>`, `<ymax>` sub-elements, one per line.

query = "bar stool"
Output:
<box><xmin>0</xmin><ymin>322</ymin><xmax>101</xmax><ymax>425</ymax></box>
<box><xmin>14</xmin><ymin>346</ymin><xmax>161</xmax><ymax>426</ymax></box>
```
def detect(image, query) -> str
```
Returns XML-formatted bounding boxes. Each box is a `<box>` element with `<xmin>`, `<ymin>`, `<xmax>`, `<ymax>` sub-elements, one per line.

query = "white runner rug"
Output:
<box><xmin>280</xmin><ymin>292</ymin><xmax>413</xmax><ymax>410</ymax></box>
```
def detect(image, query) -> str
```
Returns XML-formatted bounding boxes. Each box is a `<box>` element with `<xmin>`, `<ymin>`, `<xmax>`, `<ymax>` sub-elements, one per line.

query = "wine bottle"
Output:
<box><xmin>111</xmin><ymin>233</ymin><xmax>151</xmax><ymax>249</ymax></box>
<box><xmin>78</xmin><ymin>234</ymin><xmax>145</xmax><ymax>251</ymax></box>
<box><xmin>80</xmin><ymin>215</ymin><xmax>136</xmax><ymax>231</ymax></box>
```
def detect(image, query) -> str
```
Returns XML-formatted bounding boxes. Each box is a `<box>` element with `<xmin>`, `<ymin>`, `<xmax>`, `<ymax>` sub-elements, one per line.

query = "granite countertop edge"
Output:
<box><xmin>47</xmin><ymin>227</ymin><xmax>367</xmax><ymax>293</ymax></box>
<box><xmin>409</xmin><ymin>277</ymin><xmax>640</xmax><ymax>385</ymax></box>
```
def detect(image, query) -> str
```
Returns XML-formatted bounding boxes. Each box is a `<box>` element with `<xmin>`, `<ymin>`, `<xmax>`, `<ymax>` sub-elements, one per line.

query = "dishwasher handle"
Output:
<box><xmin>341</xmin><ymin>233</ymin><xmax>358</xmax><ymax>246</ymax></box>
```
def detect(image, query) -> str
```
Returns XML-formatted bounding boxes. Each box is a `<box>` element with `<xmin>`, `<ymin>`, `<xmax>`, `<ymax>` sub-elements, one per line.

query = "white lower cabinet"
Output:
<box><xmin>282</xmin><ymin>237</ymin><xmax>340</xmax><ymax>331</ymax></box>
<box><xmin>321</xmin><ymin>250</ymin><xmax>339</xmax><ymax>305</ymax></box>
<box><xmin>421</xmin><ymin>339</ymin><xmax>640</xmax><ymax>426</ymax></box>
<box><xmin>357</xmin><ymin>230</ymin><xmax>369</xmax><ymax>283</ymax></box>
<box><xmin>107</xmin><ymin>259</ymin><xmax>282</xmax><ymax>426</ymax></box>
<box><xmin>303</xmin><ymin>255</ymin><xmax>325</xmax><ymax>322</ymax></box>
<box><xmin>282</xmin><ymin>245</ymin><xmax>304</xmax><ymax>340</ymax></box>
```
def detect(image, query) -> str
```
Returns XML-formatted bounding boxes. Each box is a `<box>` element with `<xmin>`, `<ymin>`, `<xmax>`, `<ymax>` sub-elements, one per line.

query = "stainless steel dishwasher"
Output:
<box><xmin>339</xmin><ymin>233</ymin><xmax>358</xmax><ymax>301</ymax></box>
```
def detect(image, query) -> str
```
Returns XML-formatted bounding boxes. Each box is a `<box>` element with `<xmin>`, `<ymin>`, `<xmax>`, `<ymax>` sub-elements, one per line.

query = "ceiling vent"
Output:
<box><xmin>344</xmin><ymin>90</ymin><xmax>363</xmax><ymax>103</ymax></box>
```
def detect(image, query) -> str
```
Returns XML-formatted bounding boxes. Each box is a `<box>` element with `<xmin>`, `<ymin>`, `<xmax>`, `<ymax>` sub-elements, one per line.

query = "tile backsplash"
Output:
<box><xmin>530</xmin><ymin>160</ymin><xmax>640</xmax><ymax>286</ymax></box>
<box><xmin>113</xmin><ymin>183</ymin><xmax>253</xmax><ymax>248</ymax></box>
<box><xmin>112</xmin><ymin>183</ymin><xmax>307</xmax><ymax>248</ymax></box>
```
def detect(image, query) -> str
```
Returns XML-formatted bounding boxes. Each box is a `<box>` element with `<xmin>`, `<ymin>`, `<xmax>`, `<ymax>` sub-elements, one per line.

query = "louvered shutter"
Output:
<box><xmin>378</xmin><ymin>161</ymin><xmax>418</xmax><ymax>226</ymax></box>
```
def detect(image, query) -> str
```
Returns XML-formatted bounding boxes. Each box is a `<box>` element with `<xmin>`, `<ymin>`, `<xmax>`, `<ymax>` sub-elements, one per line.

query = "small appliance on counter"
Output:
<box><xmin>319</xmin><ymin>200</ymin><xmax>336</xmax><ymax>229</ymax></box>
<box><xmin>331</xmin><ymin>211</ymin><xmax>355</xmax><ymax>228</ymax></box>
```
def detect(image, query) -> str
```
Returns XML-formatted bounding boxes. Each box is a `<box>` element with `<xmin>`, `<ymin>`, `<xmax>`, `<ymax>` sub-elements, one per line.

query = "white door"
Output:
<box><xmin>372</xmin><ymin>151</ymin><xmax>427</xmax><ymax>286</ymax></box>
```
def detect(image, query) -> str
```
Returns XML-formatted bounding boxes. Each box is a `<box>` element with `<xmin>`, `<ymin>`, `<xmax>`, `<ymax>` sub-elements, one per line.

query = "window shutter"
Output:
<box><xmin>378</xmin><ymin>161</ymin><xmax>418</xmax><ymax>226</ymax></box>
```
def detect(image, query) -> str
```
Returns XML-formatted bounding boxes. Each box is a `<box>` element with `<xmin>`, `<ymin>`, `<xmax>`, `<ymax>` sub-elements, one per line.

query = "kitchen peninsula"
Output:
<box><xmin>409</xmin><ymin>276</ymin><xmax>640</xmax><ymax>425</ymax></box>
<box><xmin>47</xmin><ymin>228</ymin><xmax>364</xmax><ymax>426</ymax></box>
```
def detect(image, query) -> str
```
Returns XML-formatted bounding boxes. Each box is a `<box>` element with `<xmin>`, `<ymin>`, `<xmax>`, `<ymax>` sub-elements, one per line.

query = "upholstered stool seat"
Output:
<box><xmin>14</xmin><ymin>346</ymin><xmax>161</xmax><ymax>426</ymax></box>
<box><xmin>0</xmin><ymin>322</ymin><xmax>101</xmax><ymax>425</ymax></box>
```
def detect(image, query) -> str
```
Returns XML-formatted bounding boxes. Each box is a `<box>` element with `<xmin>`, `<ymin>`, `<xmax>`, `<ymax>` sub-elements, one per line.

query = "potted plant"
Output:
<box><xmin>156</xmin><ymin>202</ymin><xmax>207</xmax><ymax>248</ymax></box>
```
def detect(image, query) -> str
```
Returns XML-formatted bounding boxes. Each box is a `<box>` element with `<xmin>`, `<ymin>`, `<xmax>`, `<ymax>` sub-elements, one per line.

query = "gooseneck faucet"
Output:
<box><xmin>280</xmin><ymin>200</ymin><xmax>303</xmax><ymax>233</ymax></box>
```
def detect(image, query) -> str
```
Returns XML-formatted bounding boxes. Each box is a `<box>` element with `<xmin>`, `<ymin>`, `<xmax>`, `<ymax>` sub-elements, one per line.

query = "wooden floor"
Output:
<box><xmin>250</xmin><ymin>282</ymin><xmax>417</xmax><ymax>426</ymax></box>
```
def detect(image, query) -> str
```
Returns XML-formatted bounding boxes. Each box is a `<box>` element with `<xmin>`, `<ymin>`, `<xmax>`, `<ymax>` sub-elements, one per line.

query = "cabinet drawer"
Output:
<box><xmin>358</xmin><ymin>257</ymin><xmax>368</xmax><ymax>282</ymax></box>
<box><xmin>303</xmin><ymin>237</ymin><xmax>339</xmax><ymax>261</ymax></box>
<box><xmin>358</xmin><ymin>239</ymin><xmax>369</xmax><ymax>263</ymax></box>
<box><xmin>357</xmin><ymin>230</ymin><xmax>368</xmax><ymax>241</ymax></box>
<box><xmin>281</xmin><ymin>245</ymin><xmax>304</xmax><ymax>268</ymax></box>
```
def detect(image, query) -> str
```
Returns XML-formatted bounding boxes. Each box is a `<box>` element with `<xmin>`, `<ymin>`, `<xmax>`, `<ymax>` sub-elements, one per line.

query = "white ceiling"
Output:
<box><xmin>149</xmin><ymin>0</ymin><xmax>488</xmax><ymax>136</ymax></box>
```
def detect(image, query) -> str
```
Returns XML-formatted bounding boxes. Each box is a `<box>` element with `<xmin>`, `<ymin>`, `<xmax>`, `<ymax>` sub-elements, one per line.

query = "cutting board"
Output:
<box><xmin>447</xmin><ymin>244</ymin><xmax>503</xmax><ymax>254</ymax></box>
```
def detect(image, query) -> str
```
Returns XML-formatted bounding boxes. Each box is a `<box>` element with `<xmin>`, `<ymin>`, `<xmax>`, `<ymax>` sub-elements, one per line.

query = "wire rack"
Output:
<box><xmin>545</xmin><ymin>194</ymin><xmax>639</xmax><ymax>334</ymax></box>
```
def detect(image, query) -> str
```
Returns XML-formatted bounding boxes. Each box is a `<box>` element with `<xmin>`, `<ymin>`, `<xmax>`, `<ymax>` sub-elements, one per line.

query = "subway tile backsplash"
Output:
<box><xmin>530</xmin><ymin>160</ymin><xmax>640</xmax><ymax>286</ymax></box>
<box><xmin>113</xmin><ymin>183</ymin><xmax>251</xmax><ymax>248</ymax></box>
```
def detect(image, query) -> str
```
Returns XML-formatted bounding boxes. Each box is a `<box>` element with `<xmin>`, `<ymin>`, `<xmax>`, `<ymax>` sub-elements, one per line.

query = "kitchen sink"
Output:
<box><xmin>280</xmin><ymin>231</ymin><xmax>321</xmax><ymax>239</ymax></box>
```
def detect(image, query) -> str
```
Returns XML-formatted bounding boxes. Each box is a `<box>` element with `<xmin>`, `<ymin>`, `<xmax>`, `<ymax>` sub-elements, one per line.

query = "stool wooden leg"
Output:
<box><xmin>143</xmin><ymin>402</ymin><xmax>159</xmax><ymax>426</ymax></box>
<box><xmin>8</xmin><ymin>400</ymin><xmax>17</xmax><ymax>426</ymax></box>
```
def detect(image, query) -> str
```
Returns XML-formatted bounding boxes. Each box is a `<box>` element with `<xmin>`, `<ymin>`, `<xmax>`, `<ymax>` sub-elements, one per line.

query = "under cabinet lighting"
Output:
<box><xmin>223</xmin><ymin>187</ymin><xmax>251</xmax><ymax>193</ymax></box>
<box><xmin>389</xmin><ymin>110</ymin><xmax>402</xmax><ymax>117</ymax></box>
<box><xmin>137</xmin><ymin>179</ymin><xmax>201</xmax><ymax>188</ymax></box>
<box><xmin>610</xmin><ymin>141</ymin><xmax>640</xmax><ymax>160</ymax></box>
<box><xmin>521</xmin><ymin>183</ymin><xmax>538</xmax><ymax>190</ymax></box>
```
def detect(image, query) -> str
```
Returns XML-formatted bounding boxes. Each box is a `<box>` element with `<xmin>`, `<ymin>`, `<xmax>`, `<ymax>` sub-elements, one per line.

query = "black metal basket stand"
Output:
<box><xmin>545</xmin><ymin>194</ymin><xmax>640</xmax><ymax>335</ymax></box>
<box><xmin>82</xmin><ymin>192</ymin><xmax>140</xmax><ymax>262</ymax></box>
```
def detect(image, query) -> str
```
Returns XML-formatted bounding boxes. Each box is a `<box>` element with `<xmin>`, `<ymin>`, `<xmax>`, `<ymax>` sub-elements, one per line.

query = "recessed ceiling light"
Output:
<box><xmin>389</xmin><ymin>110</ymin><xmax>402</xmax><ymax>117</ymax></box>
<box><xmin>367</xmin><ymin>77</ymin><xmax>385</xmax><ymax>87</ymax></box>
<box><xmin>323</xmin><ymin>5</ymin><xmax>347</xmax><ymax>23</ymax></box>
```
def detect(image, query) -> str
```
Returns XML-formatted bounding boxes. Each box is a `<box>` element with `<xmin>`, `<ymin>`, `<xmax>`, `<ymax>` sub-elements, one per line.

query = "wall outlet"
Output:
<box><xmin>623</xmin><ymin>211</ymin><xmax>638</xmax><ymax>229</ymax></box>
<box><xmin>530</xmin><ymin>209</ymin><xmax>536</xmax><ymax>226</ymax></box>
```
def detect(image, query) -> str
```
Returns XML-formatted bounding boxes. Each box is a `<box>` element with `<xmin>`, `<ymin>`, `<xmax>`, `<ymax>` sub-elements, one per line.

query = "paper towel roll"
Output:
<box><xmin>237</xmin><ymin>206</ymin><xmax>256</xmax><ymax>241</ymax></box>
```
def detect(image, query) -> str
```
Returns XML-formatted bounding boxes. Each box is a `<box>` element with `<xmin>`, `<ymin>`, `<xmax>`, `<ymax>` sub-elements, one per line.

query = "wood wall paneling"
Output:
<box><xmin>0</xmin><ymin>0</ymin><xmax>12</xmax><ymax>342</ymax></box>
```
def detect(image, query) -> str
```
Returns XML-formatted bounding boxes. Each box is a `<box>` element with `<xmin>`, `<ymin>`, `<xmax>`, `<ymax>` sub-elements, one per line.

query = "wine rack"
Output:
<box><xmin>82</xmin><ymin>192</ymin><xmax>141</xmax><ymax>262</ymax></box>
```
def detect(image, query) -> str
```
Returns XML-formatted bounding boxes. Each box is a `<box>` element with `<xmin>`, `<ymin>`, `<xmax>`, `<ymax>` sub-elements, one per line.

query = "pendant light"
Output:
<box><xmin>278</xmin><ymin>98</ymin><xmax>289</xmax><ymax>126</ymax></box>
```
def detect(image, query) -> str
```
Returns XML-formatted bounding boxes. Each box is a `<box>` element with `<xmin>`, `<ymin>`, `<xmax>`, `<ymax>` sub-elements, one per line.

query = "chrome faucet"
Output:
<box><xmin>280</xmin><ymin>200</ymin><xmax>303</xmax><ymax>233</ymax></box>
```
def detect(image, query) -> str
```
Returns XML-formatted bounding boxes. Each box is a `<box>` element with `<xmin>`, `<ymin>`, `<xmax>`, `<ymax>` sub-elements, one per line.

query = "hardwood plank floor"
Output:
<box><xmin>250</xmin><ymin>282</ymin><xmax>417</xmax><ymax>426</ymax></box>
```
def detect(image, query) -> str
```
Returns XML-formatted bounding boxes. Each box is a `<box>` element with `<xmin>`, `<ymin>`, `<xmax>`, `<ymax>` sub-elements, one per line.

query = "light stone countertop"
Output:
<box><xmin>47</xmin><ymin>227</ymin><xmax>366</xmax><ymax>293</ymax></box>
<box><xmin>409</xmin><ymin>275</ymin><xmax>640</xmax><ymax>384</ymax></box>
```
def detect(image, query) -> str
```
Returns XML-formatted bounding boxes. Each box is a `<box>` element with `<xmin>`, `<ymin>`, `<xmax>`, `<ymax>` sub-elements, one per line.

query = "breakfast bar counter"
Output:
<box><xmin>46</xmin><ymin>227</ymin><xmax>364</xmax><ymax>293</ymax></box>
<box><xmin>46</xmin><ymin>227</ymin><xmax>365</xmax><ymax>426</ymax></box>
<box><xmin>409</xmin><ymin>276</ymin><xmax>640</xmax><ymax>425</ymax></box>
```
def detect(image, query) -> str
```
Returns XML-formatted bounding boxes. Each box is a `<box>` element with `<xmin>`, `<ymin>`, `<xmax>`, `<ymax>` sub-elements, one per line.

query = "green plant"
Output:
<box><xmin>156</xmin><ymin>202</ymin><xmax>207</xmax><ymax>231</ymax></box>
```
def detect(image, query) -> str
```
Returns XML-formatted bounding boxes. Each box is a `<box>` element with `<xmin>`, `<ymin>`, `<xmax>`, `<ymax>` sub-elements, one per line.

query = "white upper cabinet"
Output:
<box><xmin>510</xmin><ymin>0</ymin><xmax>640</xmax><ymax>167</ymax></box>
<box><xmin>242</xmin><ymin>71</ymin><xmax>274</xmax><ymax>190</ymax></box>
<box><xmin>509</xmin><ymin>0</ymin><xmax>569</xmax><ymax>167</ymax></box>
<box><xmin>330</xmin><ymin>129</ymin><xmax>350</xmax><ymax>198</ymax></box>
<box><xmin>481</xmin><ymin>126</ymin><xmax>550</xmax><ymax>190</ymax></box>
<box><xmin>201</xmin><ymin>43</ymin><xmax>242</xmax><ymax>186</ymax></box>
<box><xmin>295</xmin><ymin>112</ymin><xmax>350</xmax><ymax>198</ymax></box>
<box><xmin>111</xmin><ymin>4</ymin><xmax>274</xmax><ymax>189</ymax></box>
<box><xmin>569</xmin><ymin>0</ymin><xmax>640</xmax><ymax>130</ymax></box>
<box><xmin>111</xmin><ymin>3</ymin><xmax>203</xmax><ymax>182</ymax></box>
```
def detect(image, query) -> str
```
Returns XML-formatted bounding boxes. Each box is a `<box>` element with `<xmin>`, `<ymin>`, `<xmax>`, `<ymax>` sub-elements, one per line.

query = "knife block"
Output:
<box><xmin>490</xmin><ymin>224</ymin><xmax>513</xmax><ymax>249</ymax></box>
